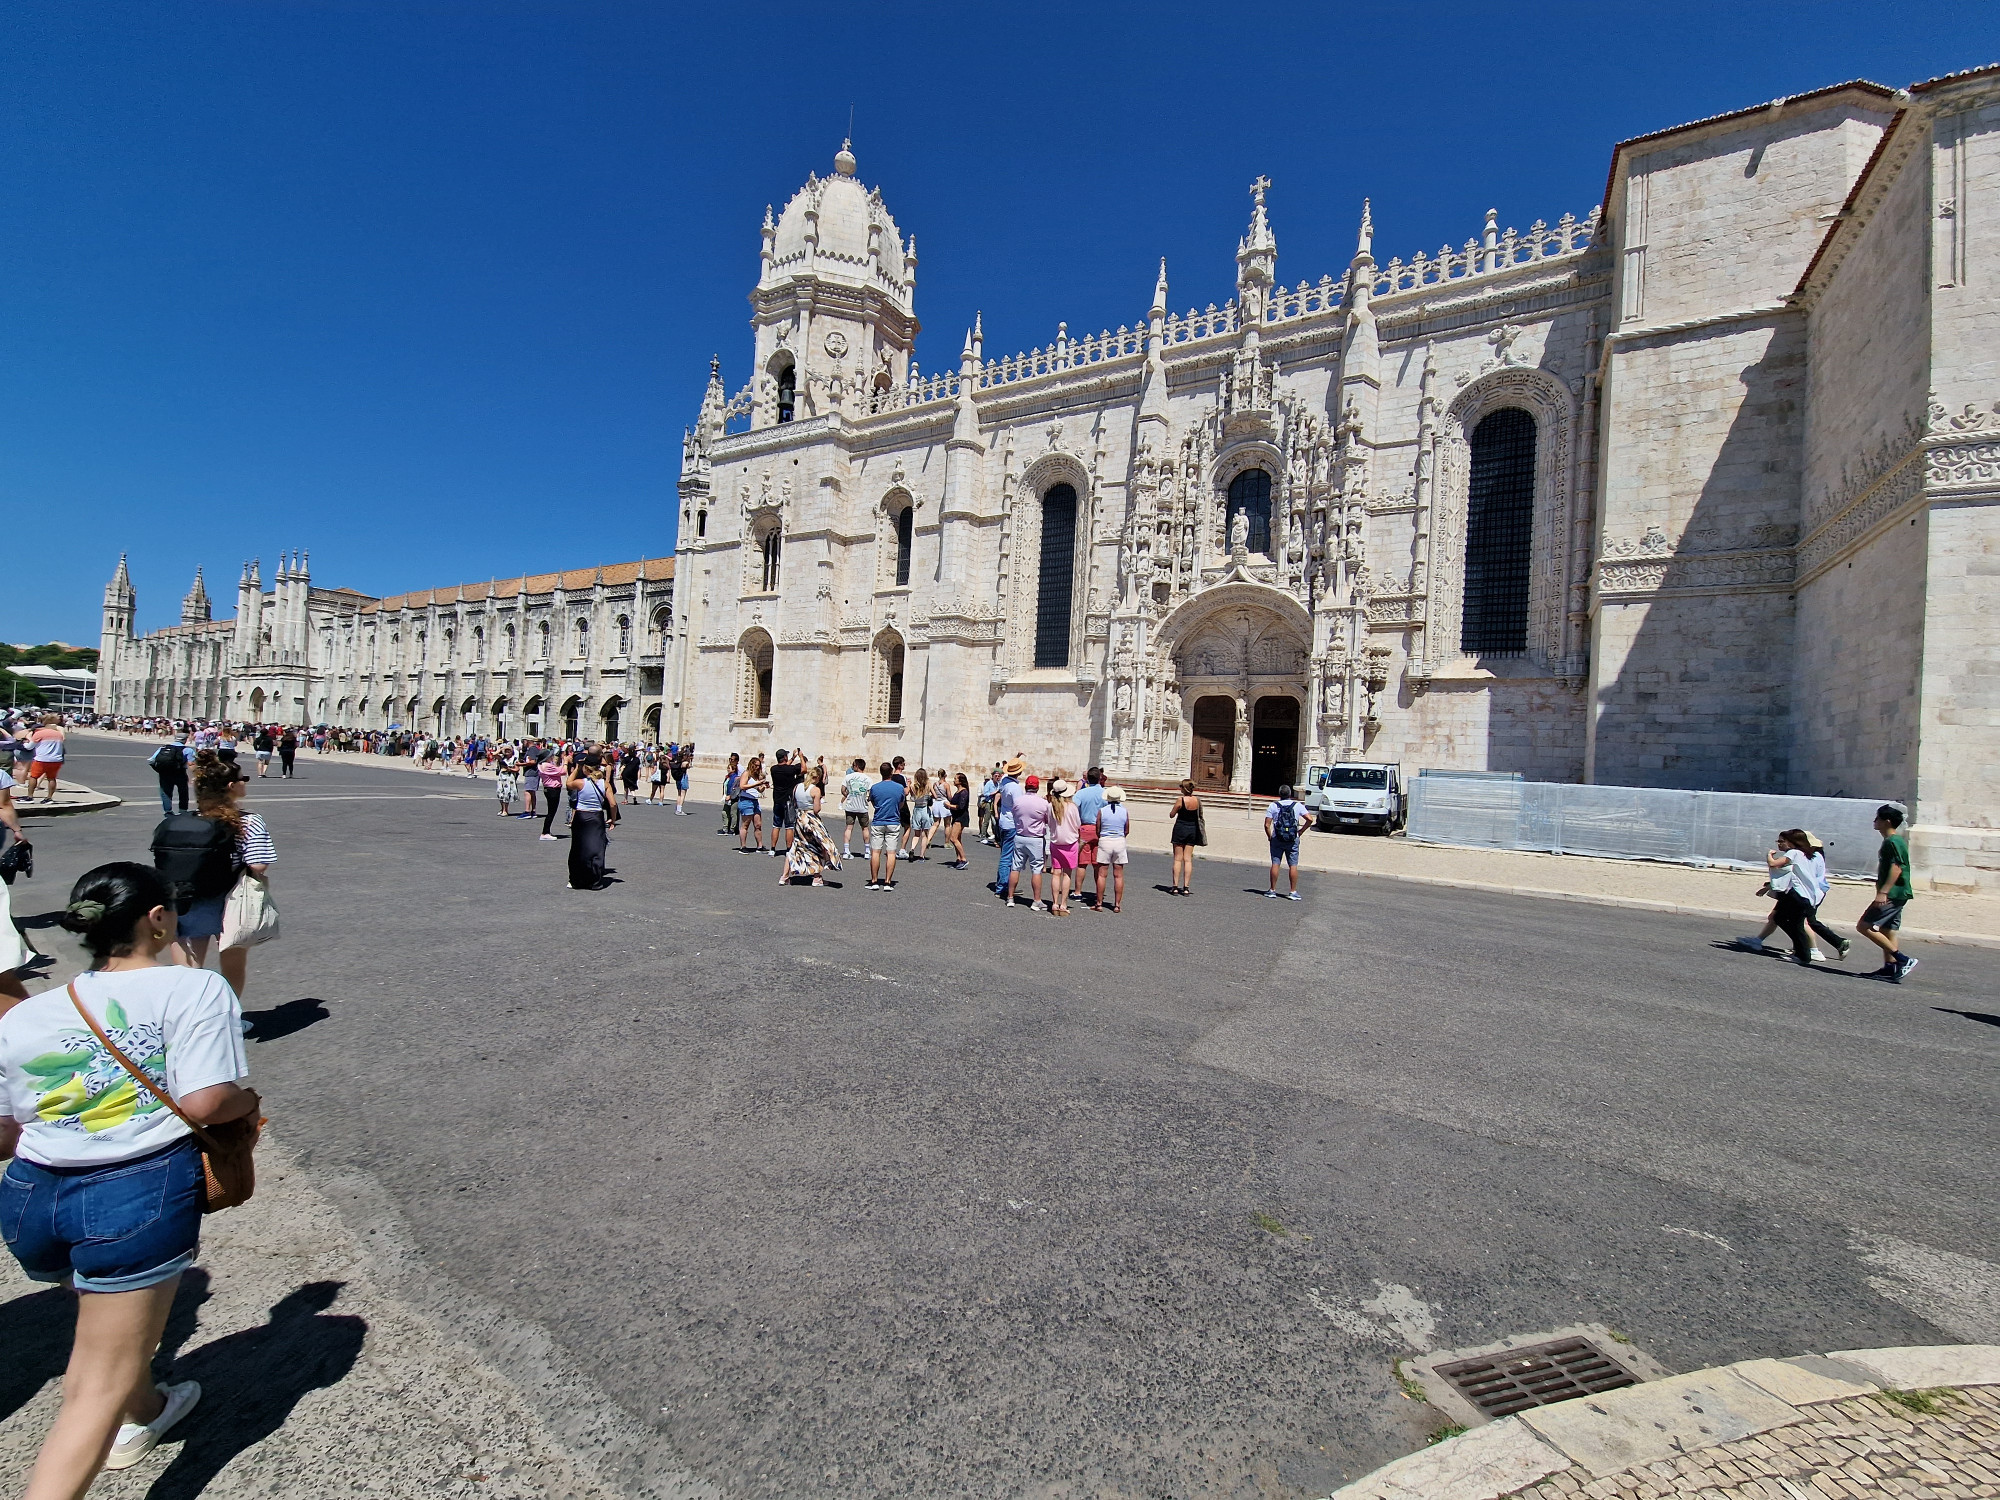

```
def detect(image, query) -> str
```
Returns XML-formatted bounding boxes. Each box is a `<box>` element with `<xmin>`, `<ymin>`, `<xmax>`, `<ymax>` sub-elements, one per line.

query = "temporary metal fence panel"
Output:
<box><xmin>1405</xmin><ymin>778</ymin><xmax>1890</xmax><ymax>877</ymax></box>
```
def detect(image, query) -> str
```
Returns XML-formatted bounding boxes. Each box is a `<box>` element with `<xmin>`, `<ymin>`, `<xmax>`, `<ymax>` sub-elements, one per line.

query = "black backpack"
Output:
<box><xmin>150</xmin><ymin>744</ymin><xmax>185</xmax><ymax>777</ymax></box>
<box><xmin>152</xmin><ymin>813</ymin><xmax>239</xmax><ymax>902</ymax></box>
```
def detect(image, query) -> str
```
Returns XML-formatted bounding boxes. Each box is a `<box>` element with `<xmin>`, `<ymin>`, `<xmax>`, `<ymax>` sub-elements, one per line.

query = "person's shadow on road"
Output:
<box><xmin>242</xmin><ymin>997</ymin><xmax>331</xmax><ymax>1043</ymax></box>
<box><xmin>147</xmin><ymin>1279</ymin><xmax>367</xmax><ymax>1498</ymax></box>
<box><xmin>0</xmin><ymin>1285</ymin><xmax>74</xmax><ymax>1425</ymax></box>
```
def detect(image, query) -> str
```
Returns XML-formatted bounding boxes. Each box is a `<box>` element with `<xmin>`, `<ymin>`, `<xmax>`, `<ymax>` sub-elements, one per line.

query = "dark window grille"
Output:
<box><xmin>1035</xmin><ymin>484</ymin><xmax>1078</xmax><ymax>668</ymax></box>
<box><xmin>894</xmin><ymin>506</ymin><xmax>913</xmax><ymax>586</ymax></box>
<box><xmin>1460</xmin><ymin>408</ymin><xmax>1536</xmax><ymax>655</ymax></box>
<box><xmin>760</xmin><ymin>530</ymin><xmax>782</xmax><ymax>592</ymax></box>
<box><xmin>1227</xmin><ymin>469</ymin><xmax>1273</xmax><ymax>555</ymax></box>
<box><xmin>776</xmin><ymin>366</ymin><xmax>795</xmax><ymax>423</ymax></box>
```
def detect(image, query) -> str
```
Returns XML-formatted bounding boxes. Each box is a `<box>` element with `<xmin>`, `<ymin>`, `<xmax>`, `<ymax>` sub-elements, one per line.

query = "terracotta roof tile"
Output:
<box><xmin>344</xmin><ymin>557</ymin><xmax>673</xmax><ymax>614</ymax></box>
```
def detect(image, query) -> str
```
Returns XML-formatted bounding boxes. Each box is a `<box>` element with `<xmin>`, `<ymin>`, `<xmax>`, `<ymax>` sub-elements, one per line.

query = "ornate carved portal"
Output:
<box><xmin>1161</xmin><ymin>598</ymin><xmax>1308</xmax><ymax>792</ymax></box>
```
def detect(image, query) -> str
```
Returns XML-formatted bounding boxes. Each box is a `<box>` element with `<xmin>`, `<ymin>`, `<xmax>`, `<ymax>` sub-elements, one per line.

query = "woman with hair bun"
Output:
<box><xmin>1</xmin><ymin>862</ymin><xmax>259</xmax><ymax>1488</ymax></box>
<box><xmin>151</xmin><ymin>750</ymin><xmax>278</xmax><ymax>1002</ymax></box>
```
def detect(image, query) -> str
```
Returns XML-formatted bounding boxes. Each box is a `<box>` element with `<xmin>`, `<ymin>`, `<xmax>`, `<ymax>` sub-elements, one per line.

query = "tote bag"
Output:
<box><xmin>221</xmin><ymin>872</ymin><xmax>281</xmax><ymax>950</ymax></box>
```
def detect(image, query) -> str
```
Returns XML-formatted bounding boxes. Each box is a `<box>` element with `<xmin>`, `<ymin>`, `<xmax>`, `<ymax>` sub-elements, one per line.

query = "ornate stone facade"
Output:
<box><xmin>677</xmin><ymin>69</ymin><xmax>2000</xmax><ymax>890</ymax></box>
<box><xmin>97</xmin><ymin>553</ymin><xmax>681</xmax><ymax>743</ymax></box>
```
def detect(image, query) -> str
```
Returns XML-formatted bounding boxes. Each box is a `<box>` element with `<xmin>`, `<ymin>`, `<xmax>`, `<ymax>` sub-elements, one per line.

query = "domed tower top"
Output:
<box><xmin>746</xmin><ymin>141</ymin><xmax>920</xmax><ymax>426</ymax></box>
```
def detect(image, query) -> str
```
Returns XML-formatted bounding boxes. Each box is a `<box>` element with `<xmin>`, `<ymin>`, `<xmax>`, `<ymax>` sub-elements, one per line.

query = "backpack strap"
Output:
<box><xmin>66</xmin><ymin>980</ymin><xmax>220</xmax><ymax>1153</ymax></box>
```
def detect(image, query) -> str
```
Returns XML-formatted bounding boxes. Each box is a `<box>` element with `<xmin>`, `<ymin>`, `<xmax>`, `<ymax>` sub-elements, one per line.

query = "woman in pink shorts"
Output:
<box><xmin>1047</xmin><ymin>777</ymin><xmax>1081</xmax><ymax>916</ymax></box>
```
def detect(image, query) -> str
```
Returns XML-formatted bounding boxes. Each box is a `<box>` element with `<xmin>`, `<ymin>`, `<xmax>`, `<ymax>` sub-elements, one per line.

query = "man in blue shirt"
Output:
<box><xmin>1073</xmin><ymin>767</ymin><xmax>1108</xmax><ymax>910</ymax></box>
<box><xmin>991</xmin><ymin>756</ymin><xmax>1023</xmax><ymax>899</ymax></box>
<box><xmin>866</xmin><ymin>763</ymin><xmax>907</xmax><ymax>891</ymax></box>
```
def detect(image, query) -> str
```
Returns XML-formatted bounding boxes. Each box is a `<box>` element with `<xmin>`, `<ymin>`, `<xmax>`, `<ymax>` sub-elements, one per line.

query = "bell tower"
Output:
<box><xmin>747</xmin><ymin>141</ymin><xmax>919</xmax><ymax>426</ymax></box>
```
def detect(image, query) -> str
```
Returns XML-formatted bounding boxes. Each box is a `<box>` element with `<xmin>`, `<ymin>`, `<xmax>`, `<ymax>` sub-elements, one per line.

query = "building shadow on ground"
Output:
<box><xmin>145</xmin><ymin>1278</ymin><xmax>367</xmax><ymax>1499</ymax></box>
<box><xmin>242</xmin><ymin>998</ymin><xmax>330</xmax><ymax>1043</ymax></box>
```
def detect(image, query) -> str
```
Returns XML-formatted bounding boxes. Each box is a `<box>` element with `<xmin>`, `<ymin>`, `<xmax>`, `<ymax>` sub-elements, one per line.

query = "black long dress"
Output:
<box><xmin>568</xmin><ymin>778</ymin><xmax>609</xmax><ymax>889</ymax></box>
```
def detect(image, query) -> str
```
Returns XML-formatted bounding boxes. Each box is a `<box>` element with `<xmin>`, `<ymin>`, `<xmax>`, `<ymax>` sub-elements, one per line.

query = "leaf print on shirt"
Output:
<box><xmin>27</xmin><ymin>1017</ymin><xmax>169</xmax><ymax>1136</ymax></box>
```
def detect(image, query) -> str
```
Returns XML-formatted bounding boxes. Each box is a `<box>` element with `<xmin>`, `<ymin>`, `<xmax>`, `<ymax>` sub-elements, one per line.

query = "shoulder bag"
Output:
<box><xmin>222</xmin><ymin>870</ymin><xmax>280</xmax><ymax>950</ymax></box>
<box><xmin>67</xmin><ymin>981</ymin><xmax>264</xmax><ymax>1213</ymax></box>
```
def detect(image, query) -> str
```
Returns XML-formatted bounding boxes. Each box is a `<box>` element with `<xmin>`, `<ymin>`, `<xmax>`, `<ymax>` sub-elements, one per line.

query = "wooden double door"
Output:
<box><xmin>1191</xmin><ymin>696</ymin><xmax>1235</xmax><ymax>790</ymax></box>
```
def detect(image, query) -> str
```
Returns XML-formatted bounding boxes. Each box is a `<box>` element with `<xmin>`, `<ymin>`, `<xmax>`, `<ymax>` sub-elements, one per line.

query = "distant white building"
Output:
<box><xmin>672</xmin><ymin>72</ymin><xmax>2000</xmax><ymax>892</ymax></box>
<box><xmin>9</xmin><ymin>665</ymin><xmax>95</xmax><ymax>710</ymax></box>
<box><xmin>95</xmin><ymin>553</ymin><xmax>681</xmax><ymax>743</ymax></box>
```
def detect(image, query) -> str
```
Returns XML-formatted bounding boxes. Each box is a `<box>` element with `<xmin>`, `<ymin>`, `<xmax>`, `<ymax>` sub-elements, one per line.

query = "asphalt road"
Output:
<box><xmin>12</xmin><ymin>736</ymin><xmax>1999</xmax><ymax>1499</ymax></box>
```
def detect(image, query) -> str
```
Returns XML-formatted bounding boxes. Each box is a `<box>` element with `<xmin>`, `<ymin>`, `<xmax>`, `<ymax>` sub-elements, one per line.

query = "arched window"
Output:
<box><xmin>442</xmin><ymin>628</ymin><xmax>454</xmax><ymax>664</ymax></box>
<box><xmin>616</xmin><ymin>615</ymin><xmax>631</xmax><ymax>656</ymax></box>
<box><xmin>573</xmin><ymin>617</ymin><xmax>589</xmax><ymax>657</ymax></box>
<box><xmin>776</xmin><ymin>364</ymin><xmax>796</xmax><ymax>423</ymax></box>
<box><xmin>1227</xmin><ymin>468</ymin><xmax>1272</xmax><ymax>555</ymax></box>
<box><xmin>504</xmin><ymin>623</ymin><xmax>516</xmax><ymax>661</ymax></box>
<box><xmin>893</xmin><ymin>503</ymin><xmax>914</xmax><ymax>587</ymax></box>
<box><xmin>739</xmin><ymin>630</ymin><xmax>774</xmax><ymax>720</ymax></box>
<box><xmin>697</xmin><ymin>509</ymin><xmax>707</xmax><ymax>539</ymax></box>
<box><xmin>651</xmin><ymin>607</ymin><xmax>671</xmax><ymax>653</ymax></box>
<box><xmin>873</xmin><ymin>630</ymin><xmax>906</xmax><ymax>724</ymax></box>
<box><xmin>1460</xmin><ymin>407</ymin><xmax>1536</xmax><ymax>656</ymax></box>
<box><xmin>472</xmin><ymin>626</ymin><xmax>484</xmax><ymax>663</ymax></box>
<box><xmin>537</xmin><ymin>620</ymin><xmax>550</xmax><ymax>660</ymax></box>
<box><xmin>760</xmin><ymin>528</ymin><xmax>783</xmax><ymax>592</ymax></box>
<box><xmin>1034</xmin><ymin>482</ymin><xmax>1078</xmax><ymax>669</ymax></box>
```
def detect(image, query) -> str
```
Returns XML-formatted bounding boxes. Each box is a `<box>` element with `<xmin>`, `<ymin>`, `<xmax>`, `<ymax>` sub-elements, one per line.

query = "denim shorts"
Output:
<box><xmin>178</xmin><ymin>892</ymin><xmax>227</xmax><ymax>940</ymax></box>
<box><xmin>2</xmin><ymin>1138</ymin><xmax>204</xmax><ymax>1293</ymax></box>
<box><xmin>1269</xmin><ymin>836</ymin><xmax>1301</xmax><ymax>867</ymax></box>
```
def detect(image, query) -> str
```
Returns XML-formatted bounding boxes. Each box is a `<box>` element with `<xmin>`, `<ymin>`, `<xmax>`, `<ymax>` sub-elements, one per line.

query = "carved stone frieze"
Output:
<box><xmin>1926</xmin><ymin>437</ymin><xmax>2000</xmax><ymax>491</ymax></box>
<box><xmin>1596</xmin><ymin>546</ymin><xmax>1795</xmax><ymax>598</ymax></box>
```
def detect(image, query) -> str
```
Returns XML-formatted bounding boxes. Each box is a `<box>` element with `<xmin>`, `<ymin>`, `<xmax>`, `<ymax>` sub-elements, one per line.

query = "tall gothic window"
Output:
<box><xmin>537</xmin><ymin>621</ymin><xmax>550</xmax><ymax>659</ymax></box>
<box><xmin>740</xmin><ymin>630</ymin><xmax>774</xmax><ymax>719</ymax></box>
<box><xmin>651</xmin><ymin>607</ymin><xmax>670</xmax><ymax>653</ymax></box>
<box><xmin>472</xmin><ymin>626</ymin><xmax>484</xmax><ymax>663</ymax></box>
<box><xmin>616</xmin><ymin>615</ymin><xmax>632</xmax><ymax>656</ymax></box>
<box><xmin>893</xmin><ymin>504</ymin><xmax>914</xmax><ymax>587</ymax></box>
<box><xmin>1227</xmin><ymin>468</ymin><xmax>1272</xmax><ymax>555</ymax></box>
<box><xmin>574</xmin><ymin>617</ymin><xmax>589</xmax><ymax>657</ymax></box>
<box><xmin>760</xmin><ymin>528</ymin><xmax>783</xmax><ymax>592</ymax></box>
<box><xmin>504</xmin><ymin>623</ymin><xmax>516</xmax><ymax>660</ymax></box>
<box><xmin>873</xmin><ymin>630</ymin><xmax>906</xmax><ymax>723</ymax></box>
<box><xmin>776</xmin><ymin>365</ymin><xmax>796</xmax><ymax>423</ymax></box>
<box><xmin>1034</xmin><ymin>482</ymin><xmax>1078</xmax><ymax>669</ymax></box>
<box><xmin>1460</xmin><ymin>407</ymin><xmax>1536</xmax><ymax>655</ymax></box>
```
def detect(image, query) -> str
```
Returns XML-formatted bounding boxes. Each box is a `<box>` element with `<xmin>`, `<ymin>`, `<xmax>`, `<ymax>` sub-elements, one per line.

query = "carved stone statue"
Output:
<box><xmin>1115</xmin><ymin>680</ymin><xmax>1132</xmax><ymax>714</ymax></box>
<box><xmin>1229</xmin><ymin>508</ymin><xmax>1249</xmax><ymax>555</ymax></box>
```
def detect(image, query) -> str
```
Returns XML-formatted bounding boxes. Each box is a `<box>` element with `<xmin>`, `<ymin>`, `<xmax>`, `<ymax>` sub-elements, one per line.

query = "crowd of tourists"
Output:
<box><xmin>707</xmin><ymin>747</ymin><xmax>1317</xmax><ymax>911</ymax></box>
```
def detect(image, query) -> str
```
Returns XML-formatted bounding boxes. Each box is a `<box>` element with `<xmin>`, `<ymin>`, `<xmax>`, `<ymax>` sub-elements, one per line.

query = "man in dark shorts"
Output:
<box><xmin>768</xmin><ymin>749</ymin><xmax>802</xmax><ymax>858</ymax></box>
<box><xmin>1858</xmin><ymin>803</ymin><xmax>1918</xmax><ymax>982</ymax></box>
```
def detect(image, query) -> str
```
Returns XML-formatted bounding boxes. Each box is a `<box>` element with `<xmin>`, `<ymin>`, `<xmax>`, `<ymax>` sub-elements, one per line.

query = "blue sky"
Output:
<box><xmin>6</xmin><ymin>1</ymin><xmax>1994</xmax><ymax>646</ymax></box>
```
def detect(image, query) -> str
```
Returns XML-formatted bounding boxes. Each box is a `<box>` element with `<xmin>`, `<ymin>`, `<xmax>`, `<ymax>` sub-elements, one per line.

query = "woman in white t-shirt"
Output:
<box><xmin>1</xmin><ymin>862</ymin><xmax>259</xmax><ymax>1487</ymax></box>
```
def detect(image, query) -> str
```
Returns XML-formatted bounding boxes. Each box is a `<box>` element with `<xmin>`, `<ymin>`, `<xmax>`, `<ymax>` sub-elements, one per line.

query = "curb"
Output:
<box><xmin>1328</xmin><ymin>1343</ymin><xmax>2000</xmax><ymax>1500</ymax></box>
<box><xmin>13</xmin><ymin>782</ymin><xmax>121</xmax><ymax>818</ymax></box>
<box><xmin>1168</xmin><ymin>846</ymin><xmax>2000</xmax><ymax>952</ymax></box>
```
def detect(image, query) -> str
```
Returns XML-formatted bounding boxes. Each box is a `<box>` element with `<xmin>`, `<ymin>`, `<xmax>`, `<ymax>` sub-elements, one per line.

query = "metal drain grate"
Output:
<box><xmin>1431</xmin><ymin>1336</ymin><xmax>1641</xmax><ymax>1418</ymax></box>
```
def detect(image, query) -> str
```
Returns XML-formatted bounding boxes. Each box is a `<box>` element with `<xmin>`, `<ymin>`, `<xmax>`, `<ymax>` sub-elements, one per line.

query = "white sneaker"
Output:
<box><xmin>1286</xmin><ymin>892</ymin><xmax>1301</xmax><ymax>901</ymax></box>
<box><xmin>105</xmin><ymin>1380</ymin><xmax>201</xmax><ymax>1470</ymax></box>
<box><xmin>1809</xmin><ymin>947</ymin><xmax>1827</xmax><ymax>962</ymax></box>
<box><xmin>1265</xmin><ymin>889</ymin><xmax>1280</xmax><ymax>898</ymax></box>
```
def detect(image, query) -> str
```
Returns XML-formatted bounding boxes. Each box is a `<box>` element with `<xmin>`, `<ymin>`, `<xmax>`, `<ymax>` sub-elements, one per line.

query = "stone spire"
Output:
<box><xmin>1337</xmin><ymin>198</ymin><xmax>1381</xmax><ymax>397</ymax></box>
<box><xmin>1235</xmin><ymin>176</ymin><xmax>1277</xmax><ymax>324</ymax></box>
<box><xmin>1137</xmin><ymin>259</ymin><xmax>1172</xmax><ymax>432</ymax></box>
<box><xmin>181</xmin><ymin>566</ymin><xmax>212</xmax><ymax>625</ymax></box>
<box><xmin>101</xmin><ymin>554</ymin><xmax>136</xmax><ymax>663</ymax></box>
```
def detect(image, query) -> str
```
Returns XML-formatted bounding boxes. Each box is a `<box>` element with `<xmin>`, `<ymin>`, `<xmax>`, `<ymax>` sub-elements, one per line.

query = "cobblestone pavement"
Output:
<box><xmin>1514</xmin><ymin>1385</ymin><xmax>2000</xmax><ymax>1498</ymax></box>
